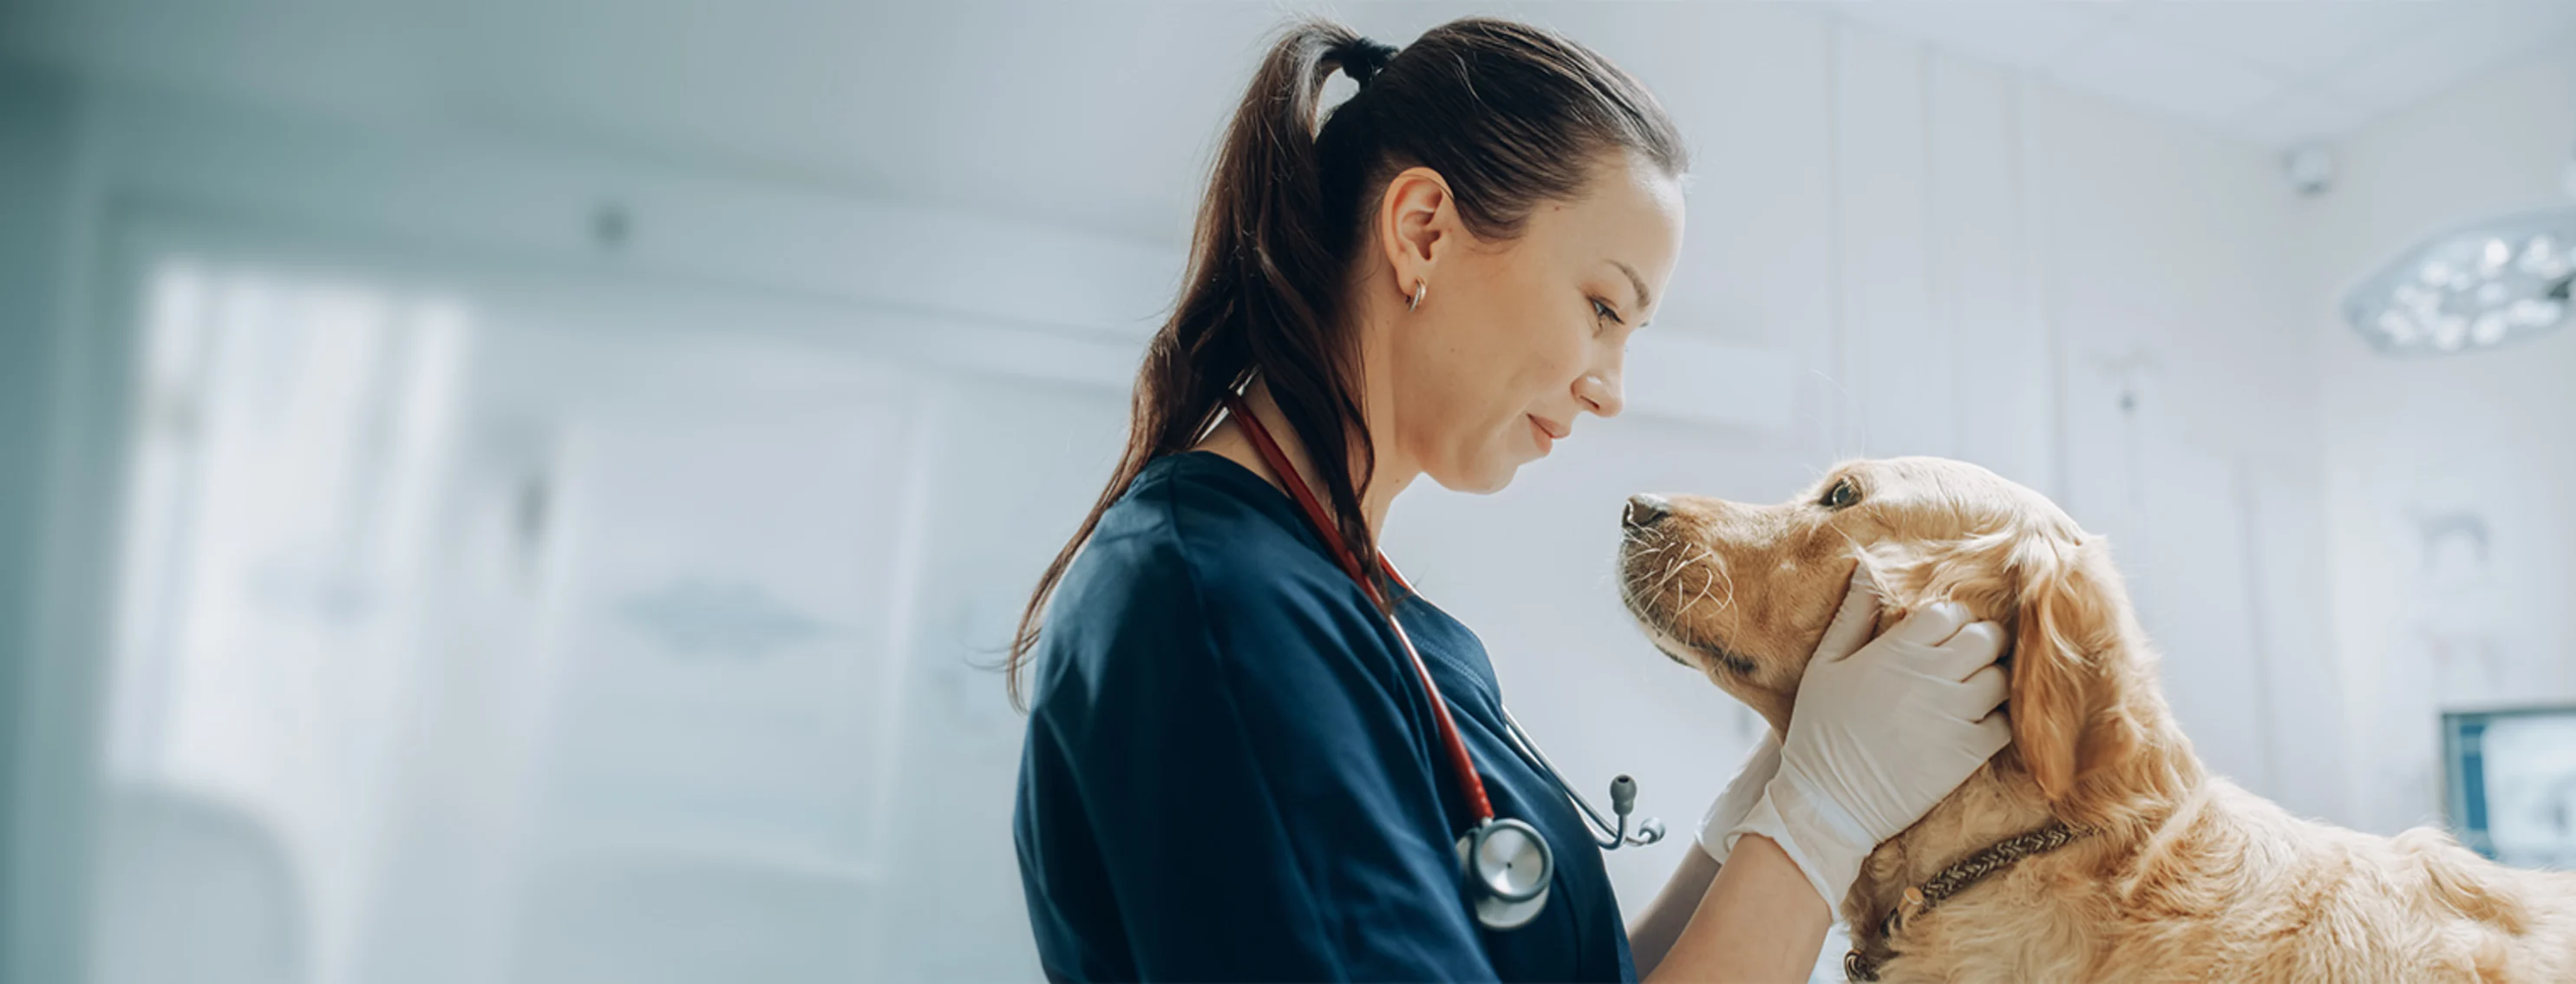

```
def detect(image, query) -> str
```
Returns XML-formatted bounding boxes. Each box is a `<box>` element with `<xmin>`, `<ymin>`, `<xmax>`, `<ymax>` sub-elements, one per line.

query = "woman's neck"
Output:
<box><xmin>1195</xmin><ymin>382</ymin><xmax>1415</xmax><ymax>539</ymax></box>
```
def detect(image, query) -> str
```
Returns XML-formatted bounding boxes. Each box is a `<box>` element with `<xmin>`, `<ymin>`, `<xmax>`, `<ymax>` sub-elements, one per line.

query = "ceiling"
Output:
<box><xmin>1830</xmin><ymin>0</ymin><xmax>2576</xmax><ymax>150</ymax></box>
<box><xmin>3</xmin><ymin>1</ymin><xmax>2571</xmax><ymax>247</ymax></box>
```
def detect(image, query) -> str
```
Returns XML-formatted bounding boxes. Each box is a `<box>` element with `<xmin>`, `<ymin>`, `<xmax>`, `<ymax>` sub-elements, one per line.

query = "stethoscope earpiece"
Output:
<box><xmin>1634</xmin><ymin>816</ymin><xmax>1668</xmax><ymax>844</ymax></box>
<box><xmin>1498</xmin><ymin>707</ymin><xmax>1666</xmax><ymax>850</ymax></box>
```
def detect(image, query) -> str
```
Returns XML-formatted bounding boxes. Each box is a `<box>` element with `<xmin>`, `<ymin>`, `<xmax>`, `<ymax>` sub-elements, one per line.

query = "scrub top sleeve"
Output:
<box><xmin>1068</xmin><ymin>550</ymin><xmax>1497</xmax><ymax>981</ymax></box>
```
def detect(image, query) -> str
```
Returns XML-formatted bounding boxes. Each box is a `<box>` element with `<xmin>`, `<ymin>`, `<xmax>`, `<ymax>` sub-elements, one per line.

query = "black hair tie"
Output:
<box><xmin>1333</xmin><ymin>36</ymin><xmax>1401</xmax><ymax>89</ymax></box>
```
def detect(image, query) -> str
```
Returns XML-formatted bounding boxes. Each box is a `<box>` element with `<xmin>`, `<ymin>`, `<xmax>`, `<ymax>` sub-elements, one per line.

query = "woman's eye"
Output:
<box><xmin>1592</xmin><ymin>298</ymin><xmax>1623</xmax><ymax>327</ymax></box>
<box><xmin>1819</xmin><ymin>478</ymin><xmax>1860</xmax><ymax>509</ymax></box>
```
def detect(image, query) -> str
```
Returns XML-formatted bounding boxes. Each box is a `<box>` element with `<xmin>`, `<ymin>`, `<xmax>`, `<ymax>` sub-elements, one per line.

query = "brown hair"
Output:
<box><xmin>1007</xmin><ymin>16</ymin><xmax>1688</xmax><ymax>707</ymax></box>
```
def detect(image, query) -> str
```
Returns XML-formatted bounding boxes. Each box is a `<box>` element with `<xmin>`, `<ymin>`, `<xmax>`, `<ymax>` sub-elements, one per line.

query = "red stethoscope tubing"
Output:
<box><xmin>1219</xmin><ymin>395</ymin><xmax>1498</xmax><ymax>824</ymax></box>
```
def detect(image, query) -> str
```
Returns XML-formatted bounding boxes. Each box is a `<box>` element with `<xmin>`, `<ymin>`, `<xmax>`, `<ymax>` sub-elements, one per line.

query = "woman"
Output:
<box><xmin>1009</xmin><ymin>16</ymin><xmax>2010</xmax><ymax>982</ymax></box>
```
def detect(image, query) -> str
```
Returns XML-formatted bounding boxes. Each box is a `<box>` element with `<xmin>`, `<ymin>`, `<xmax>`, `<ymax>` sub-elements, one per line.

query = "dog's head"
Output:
<box><xmin>1618</xmin><ymin>456</ymin><xmax>2165</xmax><ymax>820</ymax></box>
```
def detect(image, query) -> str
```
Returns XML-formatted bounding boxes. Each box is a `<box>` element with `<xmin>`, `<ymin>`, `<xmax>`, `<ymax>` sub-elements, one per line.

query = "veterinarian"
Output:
<box><xmin>1009</xmin><ymin>16</ymin><xmax>2012</xmax><ymax>982</ymax></box>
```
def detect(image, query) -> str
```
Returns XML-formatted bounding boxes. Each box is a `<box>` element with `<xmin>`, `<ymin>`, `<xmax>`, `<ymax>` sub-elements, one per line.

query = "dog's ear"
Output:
<box><xmin>2006</xmin><ymin>535</ymin><xmax>2141</xmax><ymax>804</ymax></box>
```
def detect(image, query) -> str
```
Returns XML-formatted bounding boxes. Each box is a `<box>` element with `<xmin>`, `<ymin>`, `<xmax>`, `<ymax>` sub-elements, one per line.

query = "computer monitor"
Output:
<box><xmin>2442</xmin><ymin>705</ymin><xmax>2576</xmax><ymax>867</ymax></box>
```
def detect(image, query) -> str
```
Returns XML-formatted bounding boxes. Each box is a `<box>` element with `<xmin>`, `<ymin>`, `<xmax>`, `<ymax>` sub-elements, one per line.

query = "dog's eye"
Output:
<box><xmin>1819</xmin><ymin>478</ymin><xmax>1861</xmax><ymax>509</ymax></box>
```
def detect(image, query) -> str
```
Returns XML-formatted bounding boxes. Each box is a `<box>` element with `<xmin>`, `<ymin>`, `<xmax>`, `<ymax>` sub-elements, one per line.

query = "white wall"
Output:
<box><xmin>2297</xmin><ymin>35</ymin><xmax>2576</xmax><ymax>836</ymax></box>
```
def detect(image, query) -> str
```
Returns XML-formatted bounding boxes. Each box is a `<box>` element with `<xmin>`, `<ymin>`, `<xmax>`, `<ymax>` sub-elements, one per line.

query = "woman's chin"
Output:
<box><xmin>1429</xmin><ymin>456</ymin><xmax>1523</xmax><ymax>495</ymax></box>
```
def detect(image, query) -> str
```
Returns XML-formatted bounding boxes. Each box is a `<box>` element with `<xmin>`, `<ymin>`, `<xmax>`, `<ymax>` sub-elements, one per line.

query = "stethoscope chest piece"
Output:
<box><xmin>1455</xmin><ymin>817</ymin><xmax>1553</xmax><ymax>930</ymax></box>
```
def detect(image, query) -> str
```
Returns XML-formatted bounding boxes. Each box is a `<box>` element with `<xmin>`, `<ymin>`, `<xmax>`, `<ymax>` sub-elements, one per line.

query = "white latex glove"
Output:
<box><xmin>1693</xmin><ymin>728</ymin><xmax>1781</xmax><ymax>865</ymax></box>
<box><xmin>1723</xmin><ymin>566</ymin><xmax>2011</xmax><ymax>909</ymax></box>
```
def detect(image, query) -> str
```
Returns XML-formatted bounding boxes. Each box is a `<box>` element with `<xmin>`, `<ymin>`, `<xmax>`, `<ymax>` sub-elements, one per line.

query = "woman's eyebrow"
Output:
<box><xmin>1609</xmin><ymin>259</ymin><xmax>1651</xmax><ymax>316</ymax></box>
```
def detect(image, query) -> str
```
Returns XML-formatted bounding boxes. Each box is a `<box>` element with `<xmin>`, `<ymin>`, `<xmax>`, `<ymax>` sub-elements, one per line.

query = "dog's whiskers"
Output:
<box><xmin>1646</xmin><ymin>549</ymin><xmax>1692</xmax><ymax>600</ymax></box>
<box><xmin>1675</xmin><ymin>544</ymin><xmax>1725</xmax><ymax>621</ymax></box>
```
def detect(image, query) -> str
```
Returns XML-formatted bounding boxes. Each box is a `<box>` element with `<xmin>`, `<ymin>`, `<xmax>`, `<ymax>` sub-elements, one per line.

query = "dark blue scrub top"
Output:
<box><xmin>1014</xmin><ymin>450</ymin><xmax>1635</xmax><ymax>982</ymax></box>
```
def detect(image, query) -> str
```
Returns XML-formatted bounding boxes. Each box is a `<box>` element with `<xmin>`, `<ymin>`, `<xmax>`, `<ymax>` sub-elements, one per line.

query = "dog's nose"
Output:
<box><xmin>1624</xmin><ymin>493</ymin><xmax>1670</xmax><ymax>530</ymax></box>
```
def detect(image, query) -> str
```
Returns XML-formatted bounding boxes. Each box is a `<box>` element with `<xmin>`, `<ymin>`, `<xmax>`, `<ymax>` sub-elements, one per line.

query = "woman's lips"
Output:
<box><xmin>1528</xmin><ymin>415</ymin><xmax>1563</xmax><ymax>455</ymax></box>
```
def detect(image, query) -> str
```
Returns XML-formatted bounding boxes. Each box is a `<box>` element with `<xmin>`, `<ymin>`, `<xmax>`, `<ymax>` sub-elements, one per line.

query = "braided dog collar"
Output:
<box><xmin>1843</xmin><ymin>821</ymin><xmax>2089</xmax><ymax>981</ymax></box>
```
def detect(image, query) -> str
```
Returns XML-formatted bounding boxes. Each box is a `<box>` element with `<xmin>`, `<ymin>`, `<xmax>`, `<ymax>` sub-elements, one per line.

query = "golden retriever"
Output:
<box><xmin>1617</xmin><ymin>456</ymin><xmax>2576</xmax><ymax>982</ymax></box>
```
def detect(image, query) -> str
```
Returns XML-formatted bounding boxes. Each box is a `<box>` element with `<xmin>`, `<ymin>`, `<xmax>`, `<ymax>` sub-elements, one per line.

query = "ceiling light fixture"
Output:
<box><xmin>2342</xmin><ymin>141</ymin><xmax>2576</xmax><ymax>358</ymax></box>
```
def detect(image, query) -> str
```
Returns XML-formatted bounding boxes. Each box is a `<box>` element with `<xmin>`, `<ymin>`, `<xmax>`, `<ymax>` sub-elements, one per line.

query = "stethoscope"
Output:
<box><xmin>1220</xmin><ymin>395</ymin><xmax>1664</xmax><ymax>932</ymax></box>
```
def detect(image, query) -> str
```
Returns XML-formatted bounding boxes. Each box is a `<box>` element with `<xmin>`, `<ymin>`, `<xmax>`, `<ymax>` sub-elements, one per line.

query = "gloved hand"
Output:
<box><xmin>1723</xmin><ymin>566</ymin><xmax>2011</xmax><ymax>909</ymax></box>
<box><xmin>1693</xmin><ymin>558</ymin><xmax>1901</xmax><ymax>866</ymax></box>
<box><xmin>1693</xmin><ymin>728</ymin><xmax>1780</xmax><ymax>865</ymax></box>
<box><xmin>1692</xmin><ymin>555</ymin><xmax>1908</xmax><ymax>865</ymax></box>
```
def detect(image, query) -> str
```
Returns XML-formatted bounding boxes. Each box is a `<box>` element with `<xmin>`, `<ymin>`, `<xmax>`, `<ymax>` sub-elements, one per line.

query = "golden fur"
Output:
<box><xmin>1618</xmin><ymin>456</ymin><xmax>2576</xmax><ymax>982</ymax></box>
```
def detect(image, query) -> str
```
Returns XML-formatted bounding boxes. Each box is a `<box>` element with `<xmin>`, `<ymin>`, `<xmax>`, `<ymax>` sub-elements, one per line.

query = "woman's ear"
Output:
<box><xmin>2005</xmin><ymin>535</ymin><xmax>2139</xmax><ymax>804</ymax></box>
<box><xmin>1376</xmin><ymin>166</ymin><xmax>1453</xmax><ymax>285</ymax></box>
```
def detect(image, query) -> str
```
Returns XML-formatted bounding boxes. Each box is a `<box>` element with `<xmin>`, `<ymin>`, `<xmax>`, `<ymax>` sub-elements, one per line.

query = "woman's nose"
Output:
<box><xmin>1577</xmin><ymin>371</ymin><xmax>1625</xmax><ymax>418</ymax></box>
<box><xmin>1624</xmin><ymin>493</ymin><xmax>1670</xmax><ymax>529</ymax></box>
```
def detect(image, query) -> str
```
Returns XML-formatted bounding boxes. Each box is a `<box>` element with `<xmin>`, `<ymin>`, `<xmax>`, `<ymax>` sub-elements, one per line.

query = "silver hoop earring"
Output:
<box><xmin>1409</xmin><ymin>279</ymin><xmax>1429</xmax><ymax>312</ymax></box>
